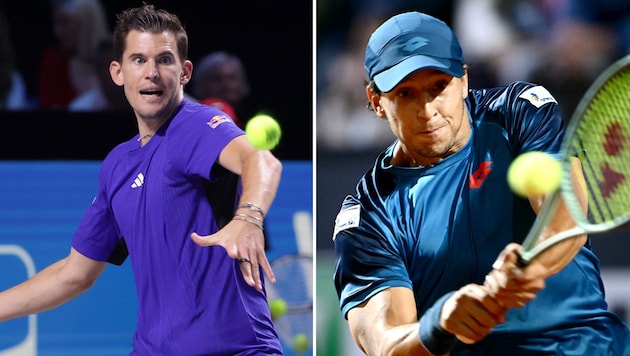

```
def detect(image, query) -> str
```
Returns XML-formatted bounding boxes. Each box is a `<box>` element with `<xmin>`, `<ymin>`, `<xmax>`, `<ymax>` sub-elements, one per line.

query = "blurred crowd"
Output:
<box><xmin>317</xmin><ymin>0</ymin><xmax>630</xmax><ymax>151</ymax></box>
<box><xmin>4</xmin><ymin>0</ymin><xmax>629</xmax><ymax>146</ymax></box>
<box><xmin>0</xmin><ymin>0</ymin><xmax>251</xmax><ymax>122</ymax></box>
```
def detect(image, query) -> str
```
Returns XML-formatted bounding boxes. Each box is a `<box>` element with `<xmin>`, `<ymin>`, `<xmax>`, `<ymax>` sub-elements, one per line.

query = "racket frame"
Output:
<box><xmin>517</xmin><ymin>54</ymin><xmax>630</xmax><ymax>265</ymax></box>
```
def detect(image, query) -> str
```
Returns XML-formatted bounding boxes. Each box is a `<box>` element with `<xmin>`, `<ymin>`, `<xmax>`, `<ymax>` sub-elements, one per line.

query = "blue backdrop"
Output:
<box><xmin>0</xmin><ymin>160</ymin><xmax>312</xmax><ymax>356</ymax></box>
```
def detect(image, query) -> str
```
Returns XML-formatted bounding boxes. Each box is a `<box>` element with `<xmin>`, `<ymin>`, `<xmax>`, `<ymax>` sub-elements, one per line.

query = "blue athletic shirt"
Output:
<box><xmin>333</xmin><ymin>82</ymin><xmax>630</xmax><ymax>355</ymax></box>
<box><xmin>72</xmin><ymin>100</ymin><xmax>282</xmax><ymax>355</ymax></box>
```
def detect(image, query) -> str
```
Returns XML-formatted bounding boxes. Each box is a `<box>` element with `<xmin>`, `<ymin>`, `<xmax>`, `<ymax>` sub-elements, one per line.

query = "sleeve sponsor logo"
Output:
<box><xmin>333</xmin><ymin>204</ymin><xmax>361</xmax><ymax>240</ymax></box>
<box><xmin>207</xmin><ymin>115</ymin><xmax>231</xmax><ymax>129</ymax></box>
<box><xmin>519</xmin><ymin>86</ymin><xmax>557</xmax><ymax>108</ymax></box>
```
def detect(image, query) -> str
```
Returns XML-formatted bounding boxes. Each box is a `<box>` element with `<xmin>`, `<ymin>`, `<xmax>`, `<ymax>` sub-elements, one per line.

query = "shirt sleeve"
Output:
<box><xmin>167</xmin><ymin>104</ymin><xmax>244</xmax><ymax>180</ymax></box>
<box><xmin>505</xmin><ymin>83</ymin><xmax>566</xmax><ymax>155</ymax></box>
<box><xmin>333</xmin><ymin>197</ymin><xmax>412</xmax><ymax>318</ymax></box>
<box><xmin>71</xmin><ymin>168</ymin><xmax>122</xmax><ymax>262</ymax></box>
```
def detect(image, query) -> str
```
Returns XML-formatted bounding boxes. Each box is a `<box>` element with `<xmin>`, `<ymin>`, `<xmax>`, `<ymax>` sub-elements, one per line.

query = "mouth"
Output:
<box><xmin>139</xmin><ymin>89</ymin><xmax>164</xmax><ymax>97</ymax></box>
<box><xmin>419</xmin><ymin>126</ymin><xmax>443</xmax><ymax>135</ymax></box>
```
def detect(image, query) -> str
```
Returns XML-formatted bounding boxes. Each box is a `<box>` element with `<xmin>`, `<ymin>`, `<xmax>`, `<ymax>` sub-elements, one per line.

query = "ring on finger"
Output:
<box><xmin>238</xmin><ymin>258</ymin><xmax>252</xmax><ymax>264</ymax></box>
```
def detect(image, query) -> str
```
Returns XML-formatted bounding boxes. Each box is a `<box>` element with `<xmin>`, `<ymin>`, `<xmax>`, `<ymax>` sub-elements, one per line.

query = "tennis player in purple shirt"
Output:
<box><xmin>0</xmin><ymin>4</ymin><xmax>283</xmax><ymax>355</ymax></box>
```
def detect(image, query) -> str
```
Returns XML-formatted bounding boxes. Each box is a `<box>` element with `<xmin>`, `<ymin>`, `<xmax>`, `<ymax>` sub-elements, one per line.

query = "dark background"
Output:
<box><xmin>0</xmin><ymin>0</ymin><xmax>312</xmax><ymax>161</ymax></box>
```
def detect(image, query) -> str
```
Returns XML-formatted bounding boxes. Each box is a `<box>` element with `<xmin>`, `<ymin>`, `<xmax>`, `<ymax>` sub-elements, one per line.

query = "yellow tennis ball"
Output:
<box><xmin>292</xmin><ymin>333</ymin><xmax>310</xmax><ymax>354</ymax></box>
<box><xmin>507</xmin><ymin>151</ymin><xmax>562</xmax><ymax>197</ymax></box>
<box><xmin>268</xmin><ymin>298</ymin><xmax>288</xmax><ymax>320</ymax></box>
<box><xmin>245</xmin><ymin>114</ymin><xmax>281</xmax><ymax>150</ymax></box>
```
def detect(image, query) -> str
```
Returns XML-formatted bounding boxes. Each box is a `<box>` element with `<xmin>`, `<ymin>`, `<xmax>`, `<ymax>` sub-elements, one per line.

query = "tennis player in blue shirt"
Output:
<box><xmin>333</xmin><ymin>11</ymin><xmax>630</xmax><ymax>355</ymax></box>
<box><xmin>0</xmin><ymin>4</ymin><xmax>282</xmax><ymax>355</ymax></box>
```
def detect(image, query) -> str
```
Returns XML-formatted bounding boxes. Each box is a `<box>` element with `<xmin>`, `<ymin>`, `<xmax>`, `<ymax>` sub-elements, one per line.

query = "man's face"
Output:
<box><xmin>110</xmin><ymin>30</ymin><xmax>192</xmax><ymax>122</ymax></box>
<box><xmin>369</xmin><ymin>69</ymin><xmax>470</xmax><ymax>166</ymax></box>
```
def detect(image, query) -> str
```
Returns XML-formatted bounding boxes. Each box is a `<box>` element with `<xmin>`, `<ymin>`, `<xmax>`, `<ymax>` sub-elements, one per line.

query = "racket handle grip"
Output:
<box><xmin>516</xmin><ymin>252</ymin><xmax>529</xmax><ymax>268</ymax></box>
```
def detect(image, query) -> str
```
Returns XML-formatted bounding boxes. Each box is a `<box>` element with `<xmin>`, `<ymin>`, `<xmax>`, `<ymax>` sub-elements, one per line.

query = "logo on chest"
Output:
<box><xmin>131</xmin><ymin>172</ymin><xmax>145</xmax><ymax>188</ymax></box>
<box><xmin>469</xmin><ymin>161</ymin><xmax>493</xmax><ymax>189</ymax></box>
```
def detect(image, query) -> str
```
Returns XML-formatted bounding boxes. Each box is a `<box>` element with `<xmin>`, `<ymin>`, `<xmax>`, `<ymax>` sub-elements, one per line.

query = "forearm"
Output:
<box><xmin>0</xmin><ymin>256</ymin><xmax>96</xmax><ymax>322</ymax></box>
<box><xmin>528</xmin><ymin>158</ymin><xmax>588</xmax><ymax>275</ymax></box>
<box><xmin>348</xmin><ymin>288</ymin><xmax>437</xmax><ymax>356</ymax></box>
<box><xmin>379</xmin><ymin>324</ymin><xmax>434</xmax><ymax>356</ymax></box>
<box><xmin>237</xmin><ymin>150</ymin><xmax>282</xmax><ymax>215</ymax></box>
<box><xmin>354</xmin><ymin>321</ymin><xmax>433</xmax><ymax>356</ymax></box>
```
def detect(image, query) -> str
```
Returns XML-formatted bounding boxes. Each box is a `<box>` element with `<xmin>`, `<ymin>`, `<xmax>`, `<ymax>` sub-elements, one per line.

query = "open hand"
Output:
<box><xmin>190</xmin><ymin>219</ymin><xmax>275</xmax><ymax>291</ymax></box>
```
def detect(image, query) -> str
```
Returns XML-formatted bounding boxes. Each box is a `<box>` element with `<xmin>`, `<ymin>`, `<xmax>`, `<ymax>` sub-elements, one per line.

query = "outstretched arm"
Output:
<box><xmin>346</xmin><ymin>244</ymin><xmax>546</xmax><ymax>356</ymax></box>
<box><xmin>0</xmin><ymin>247</ymin><xmax>106</xmax><ymax>322</ymax></box>
<box><xmin>191</xmin><ymin>135</ymin><xmax>282</xmax><ymax>290</ymax></box>
<box><xmin>347</xmin><ymin>284</ymin><xmax>506</xmax><ymax>356</ymax></box>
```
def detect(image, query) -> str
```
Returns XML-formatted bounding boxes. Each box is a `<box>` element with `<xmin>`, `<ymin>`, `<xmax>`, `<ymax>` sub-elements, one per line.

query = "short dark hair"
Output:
<box><xmin>113</xmin><ymin>3</ymin><xmax>188</xmax><ymax>63</ymax></box>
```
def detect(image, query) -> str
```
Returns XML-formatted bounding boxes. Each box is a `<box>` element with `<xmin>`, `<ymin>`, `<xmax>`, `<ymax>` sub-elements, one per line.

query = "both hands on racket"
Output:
<box><xmin>441</xmin><ymin>152</ymin><xmax>595</xmax><ymax>344</ymax></box>
<box><xmin>439</xmin><ymin>243</ymin><xmax>548</xmax><ymax>344</ymax></box>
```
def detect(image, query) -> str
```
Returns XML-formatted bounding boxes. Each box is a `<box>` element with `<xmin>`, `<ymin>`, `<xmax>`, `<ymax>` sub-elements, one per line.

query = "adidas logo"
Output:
<box><xmin>131</xmin><ymin>173</ymin><xmax>145</xmax><ymax>188</ymax></box>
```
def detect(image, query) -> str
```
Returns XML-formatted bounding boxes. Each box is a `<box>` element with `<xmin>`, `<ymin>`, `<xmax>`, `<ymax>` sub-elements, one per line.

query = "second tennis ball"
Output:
<box><xmin>245</xmin><ymin>114</ymin><xmax>281</xmax><ymax>150</ymax></box>
<box><xmin>507</xmin><ymin>151</ymin><xmax>562</xmax><ymax>197</ymax></box>
<box><xmin>292</xmin><ymin>333</ymin><xmax>310</xmax><ymax>354</ymax></box>
<box><xmin>268</xmin><ymin>298</ymin><xmax>288</xmax><ymax>320</ymax></box>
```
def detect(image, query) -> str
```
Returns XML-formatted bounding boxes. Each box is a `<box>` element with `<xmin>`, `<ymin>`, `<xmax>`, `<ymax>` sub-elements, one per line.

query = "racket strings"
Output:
<box><xmin>570</xmin><ymin>66</ymin><xmax>630</xmax><ymax>226</ymax></box>
<box><xmin>265</xmin><ymin>255</ymin><xmax>313</xmax><ymax>349</ymax></box>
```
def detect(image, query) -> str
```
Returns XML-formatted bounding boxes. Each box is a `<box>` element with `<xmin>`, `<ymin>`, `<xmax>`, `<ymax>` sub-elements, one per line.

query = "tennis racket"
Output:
<box><xmin>517</xmin><ymin>54</ymin><xmax>630</xmax><ymax>265</ymax></box>
<box><xmin>265</xmin><ymin>212</ymin><xmax>313</xmax><ymax>354</ymax></box>
<box><xmin>265</xmin><ymin>254</ymin><xmax>313</xmax><ymax>353</ymax></box>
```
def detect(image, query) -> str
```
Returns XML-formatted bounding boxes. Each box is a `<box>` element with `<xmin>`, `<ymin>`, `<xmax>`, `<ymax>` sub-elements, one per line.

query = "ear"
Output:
<box><xmin>366</xmin><ymin>86</ymin><xmax>386</xmax><ymax>118</ymax></box>
<box><xmin>181</xmin><ymin>60</ymin><xmax>193</xmax><ymax>85</ymax></box>
<box><xmin>109</xmin><ymin>61</ymin><xmax>124</xmax><ymax>87</ymax></box>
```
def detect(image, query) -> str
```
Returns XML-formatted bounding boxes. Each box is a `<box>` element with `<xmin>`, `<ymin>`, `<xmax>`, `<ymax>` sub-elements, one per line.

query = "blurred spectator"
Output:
<box><xmin>37</xmin><ymin>0</ymin><xmax>109</xmax><ymax>110</ymax></box>
<box><xmin>190</xmin><ymin>51</ymin><xmax>250</xmax><ymax>128</ymax></box>
<box><xmin>0</xmin><ymin>6</ymin><xmax>29</xmax><ymax>110</ymax></box>
<box><xmin>453</xmin><ymin>0</ymin><xmax>630</xmax><ymax>118</ymax></box>
<box><xmin>317</xmin><ymin>11</ymin><xmax>395</xmax><ymax>151</ymax></box>
<box><xmin>316</xmin><ymin>3</ymin><xmax>455</xmax><ymax>151</ymax></box>
<box><xmin>69</xmin><ymin>36</ymin><xmax>128</xmax><ymax>112</ymax></box>
<box><xmin>530</xmin><ymin>0</ymin><xmax>630</xmax><ymax>117</ymax></box>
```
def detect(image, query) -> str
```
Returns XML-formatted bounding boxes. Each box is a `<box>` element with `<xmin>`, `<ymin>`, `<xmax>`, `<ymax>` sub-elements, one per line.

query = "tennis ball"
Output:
<box><xmin>245</xmin><ymin>114</ymin><xmax>281</xmax><ymax>150</ymax></box>
<box><xmin>268</xmin><ymin>298</ymin><xmax>288</xmax><ymax>320</ymax></box>
<box><xmin>507</xmin><ymin>151</ymin><xmax>562</xmax><ymax>197</ymax></box>
<box><xmin>292</xmin><ymin>333</ymin><xmax>310</xmax><ymax>354</ymax></box>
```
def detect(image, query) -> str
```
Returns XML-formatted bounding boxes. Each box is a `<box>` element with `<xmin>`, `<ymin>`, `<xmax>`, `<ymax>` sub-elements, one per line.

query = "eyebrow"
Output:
<box><xmin>125</xmin><ymin>50</ymin><xmax>176</xmax><ymax>60</ymax></box>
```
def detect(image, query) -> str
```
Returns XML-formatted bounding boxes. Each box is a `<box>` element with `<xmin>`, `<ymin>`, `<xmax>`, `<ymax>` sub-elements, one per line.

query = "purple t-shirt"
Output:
<box><xmin>72</xmin><ymin>101</ymin><xmax>282</xmax><ymax>355</ymax></box>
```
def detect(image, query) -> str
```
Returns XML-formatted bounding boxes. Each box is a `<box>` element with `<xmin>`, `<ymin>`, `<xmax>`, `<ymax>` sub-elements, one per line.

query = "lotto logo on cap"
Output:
<box><xmin>364</xmin><ymin>12</ymin><xmax>464</xmax><ymax>92</ymax></box>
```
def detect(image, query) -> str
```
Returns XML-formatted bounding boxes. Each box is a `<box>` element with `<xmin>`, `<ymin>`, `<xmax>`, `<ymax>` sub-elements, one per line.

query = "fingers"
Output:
<box><xmin>491</xmin><ymin>242</ymin><xmax>521</xmax><ymax>271</ymax></box>
<box><xmin>441</xmin><ymin>284</ymin><xmax>507</xmax><ymax>344</ymax></box>
<box><xmin>238</xmin><ymin>252</ymin><xmax>276</xmax><ymax>290</ymax></box>
<box><xmin>191</xmin><ymin>223</ymin><xmax>274</xmax><ymax>291</ymax></box>
<box><xmin>190</xmin><ymin>232</ymin><xmax>215</xmax><ymax>247</ymax></box>
<box><xmin>257</xmin><ymin>252</ymin><xmax>276</xmax><ymax>284</ymax></box>
<box><xmin>237</xmin><ymin>254</ymin><xmax>261</xmax><ymax>290</ymax></box>
<box><xmin>485</xmin><ymin>243</ymin><xmax>546</xmax><ymax>308</ymax></box>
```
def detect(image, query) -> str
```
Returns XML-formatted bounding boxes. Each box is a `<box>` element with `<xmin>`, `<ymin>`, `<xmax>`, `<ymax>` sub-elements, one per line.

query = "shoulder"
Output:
<box><xmin>333</xmin><ymin>150</ymin><xmax>399</xmax><ymax>240</ymax></box>
<box><xmin>469</xmin><ymin>82</ymin><xmax>557</xmax><ymax>111</ymax></box>
<box><xmin>171</xmin><ymin>101</ymin><xmax>239</xmax><ymax>131</ymax></box>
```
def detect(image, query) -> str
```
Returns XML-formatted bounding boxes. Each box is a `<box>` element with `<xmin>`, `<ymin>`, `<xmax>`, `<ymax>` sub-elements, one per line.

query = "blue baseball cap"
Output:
<box><xmin>364</xmin><ymin>12</ymin><xmax>464</xmax><ymax>93</ymax></box>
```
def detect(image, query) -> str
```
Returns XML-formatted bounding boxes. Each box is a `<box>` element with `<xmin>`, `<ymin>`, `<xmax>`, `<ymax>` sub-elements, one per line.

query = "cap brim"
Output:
<box><xmin>373</xmin><ymin>55</ymin><xmax>464</xmax><ymax>93</ymax></box>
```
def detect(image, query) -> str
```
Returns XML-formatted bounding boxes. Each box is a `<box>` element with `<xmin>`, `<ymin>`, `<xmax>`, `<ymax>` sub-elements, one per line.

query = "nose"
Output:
<box><xmin>146</xmin><ymin>60</ymin><xmax>159</xmax><ymax>79</ymax></box>
<box><xmin>417</xmin><ymin>93</ymin><xmax>436</xmax><ymax>120</ymax></box>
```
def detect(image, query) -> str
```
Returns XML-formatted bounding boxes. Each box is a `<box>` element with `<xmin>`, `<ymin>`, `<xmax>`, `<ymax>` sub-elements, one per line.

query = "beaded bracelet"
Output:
<box><xmin>238</xmin><ymin>203</ymin><xmax>265</xmax><ymax>217</ymax></box>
